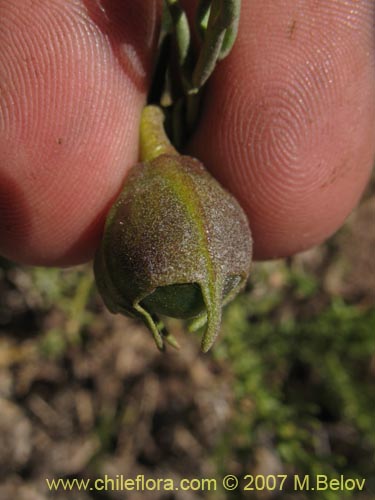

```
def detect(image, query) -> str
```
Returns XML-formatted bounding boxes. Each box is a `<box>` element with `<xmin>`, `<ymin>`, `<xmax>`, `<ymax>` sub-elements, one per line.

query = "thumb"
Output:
<box><xmin>0</xmin><ymin>0</ymin><xmax>160</xmax><ymax>265</ymax></box>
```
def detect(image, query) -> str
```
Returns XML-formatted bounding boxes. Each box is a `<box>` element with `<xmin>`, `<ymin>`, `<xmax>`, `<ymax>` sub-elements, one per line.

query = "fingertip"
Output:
<box><xmin>188</xmin><ymin>0</ymin><xmax>375</xmax><ymax>259</ymax></box>
<box><xmin>0</xmin><ymin>0</ymin><xmax>160</xmax><ymax>265</ymax></box>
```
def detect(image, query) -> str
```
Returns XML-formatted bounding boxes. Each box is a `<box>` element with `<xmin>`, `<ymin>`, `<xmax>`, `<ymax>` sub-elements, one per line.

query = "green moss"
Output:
<box><xmin>214</xmin><ymin>264</ymin><xmax>375</xmax><ymax>499</ymax></box>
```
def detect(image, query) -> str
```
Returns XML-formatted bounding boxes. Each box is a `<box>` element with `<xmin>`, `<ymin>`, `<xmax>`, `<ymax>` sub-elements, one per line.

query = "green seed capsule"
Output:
<box><xmin>94</xmin><ymin>106</ymin><xmax>252</xmax><ymax>352</ymax></box>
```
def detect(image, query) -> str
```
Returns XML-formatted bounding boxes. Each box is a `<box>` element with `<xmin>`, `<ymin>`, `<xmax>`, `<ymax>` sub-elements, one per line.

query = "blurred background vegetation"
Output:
<box><xmin>0</xmin><ymin>186</ymin><xmax>374</xmax><ymax>499</ymax></box>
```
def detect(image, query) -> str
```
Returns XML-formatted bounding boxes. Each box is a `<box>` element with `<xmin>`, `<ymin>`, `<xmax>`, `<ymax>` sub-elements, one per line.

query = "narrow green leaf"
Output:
<box><xmin>165</xmin><ymin>0</ymin><xmax>191</xmax><ymax>66</ymax></box>
<box><xmin>219</xmin><ymin>0</ymin><xmax>241</xmax><ymax>59</ymax></box>
<box><xmin>195</xmin><ymin>0</ymin><xmax>212</xmax><ymax>39</ymax></box>
<box><xmin>191</xmin><ymin>0</ymin><xmax>241</xmax><ymax>91</ymax></box>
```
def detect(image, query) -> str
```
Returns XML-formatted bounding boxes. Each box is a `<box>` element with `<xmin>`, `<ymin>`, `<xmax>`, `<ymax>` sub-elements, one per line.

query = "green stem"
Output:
<box><xmin>140</xmin><ymin>105</ymin><xmax>178</xmax><ymax>162</ymax></box>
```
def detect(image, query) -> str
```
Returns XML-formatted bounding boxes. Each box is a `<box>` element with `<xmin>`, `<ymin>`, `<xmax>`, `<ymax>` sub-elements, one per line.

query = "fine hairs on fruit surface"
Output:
<box><xmin>94</xmin><ymin>106</ymin><xmax>253</xmax><ymax>352</ymax></box>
